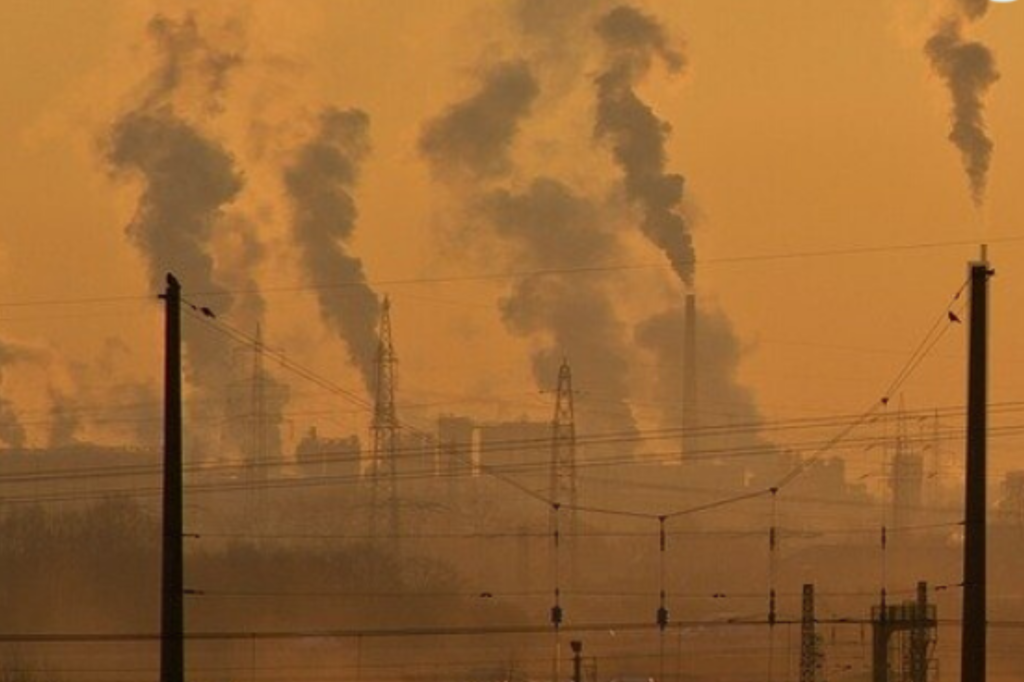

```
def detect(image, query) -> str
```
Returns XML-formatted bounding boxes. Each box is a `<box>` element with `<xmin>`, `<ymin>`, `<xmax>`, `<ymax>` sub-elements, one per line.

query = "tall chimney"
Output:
<box><xmin>682</xmin><ymin>292</ymin><xmax>698</xmax><ymax>458</ymax></box>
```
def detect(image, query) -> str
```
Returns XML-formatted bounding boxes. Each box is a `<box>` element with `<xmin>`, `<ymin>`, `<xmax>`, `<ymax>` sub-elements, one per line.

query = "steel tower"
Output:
<box><xmin>371</xmin><ymin>296</ymin><xmax>400</xmax><ymax>543</ymax></box>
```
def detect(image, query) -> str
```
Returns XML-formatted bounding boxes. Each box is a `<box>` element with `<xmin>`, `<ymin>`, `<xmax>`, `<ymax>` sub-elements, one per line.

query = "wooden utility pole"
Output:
<box><xmin>961</xmin><ymin>253</ymin><xmax>992</xmax><ymax>682</ymax></box>
<box><xmin>161</xmin><ymin>273</ymin><xmax>184</xmax><ymax>682</ymax></box>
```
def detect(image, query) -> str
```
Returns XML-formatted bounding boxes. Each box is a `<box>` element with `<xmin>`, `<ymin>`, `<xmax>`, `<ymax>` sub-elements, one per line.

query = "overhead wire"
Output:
<box><xmin>3</xmin><ymin>234</ymin><xmax>1020</xmax><ymax>310</ymax></box>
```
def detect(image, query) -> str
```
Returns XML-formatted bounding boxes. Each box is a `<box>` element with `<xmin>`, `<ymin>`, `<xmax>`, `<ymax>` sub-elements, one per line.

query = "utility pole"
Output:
<box><xmin>570</xmin><ymin>640</ymin><xmax>583</xmax><ymax>682</ymax></box>
<box><xmin>961</xmin><ymin>251</ymin><xmax>992</xmax><ymax>682</ymax></box>
<box><xmin>160</xmin><ymin>273</ymin><xmax>184</xmax><ymax>682</ymax></box>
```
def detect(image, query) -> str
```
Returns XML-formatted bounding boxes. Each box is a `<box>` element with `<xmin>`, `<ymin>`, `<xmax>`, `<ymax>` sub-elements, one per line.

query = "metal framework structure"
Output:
<box><xmin>871</xmin><ymin>581</ymin><xmax>936</xmax><ymax>682</ymax></box>
<box><xmin>551</xmin><ymin>359</ymin><xmax>578</xmax><ymax>512</ymax></box>
<box><xmin>800</xmin><ymin>584</ymin><xmax>824</xmax><ymax>682</ymax></box>
<box><xmin>371</xmin><ymin>296</ymin><xmax>400</xmax><ymax>542</ymax></box>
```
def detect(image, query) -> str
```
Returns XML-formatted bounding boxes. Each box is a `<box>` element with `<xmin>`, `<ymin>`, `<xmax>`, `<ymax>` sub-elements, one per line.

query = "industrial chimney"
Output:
<box><xmin>682</xmin><ymin>291</ymin><xmax>698</xmax><ymax>458</ymax></box>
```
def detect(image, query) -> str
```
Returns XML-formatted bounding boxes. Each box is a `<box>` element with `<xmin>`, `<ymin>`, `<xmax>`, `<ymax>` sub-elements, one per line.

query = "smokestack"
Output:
<box><xmin>682</xmin><ymin>292</ymin><xmax>697</xmax><ymax>457</ymax></box>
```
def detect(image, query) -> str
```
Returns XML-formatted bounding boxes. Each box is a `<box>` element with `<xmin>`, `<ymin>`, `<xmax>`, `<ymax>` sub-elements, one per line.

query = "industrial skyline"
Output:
<box><xmin>1</xmin><ymin>0</ymin><xmax>1024</xmax><ymax>680</ymax></box>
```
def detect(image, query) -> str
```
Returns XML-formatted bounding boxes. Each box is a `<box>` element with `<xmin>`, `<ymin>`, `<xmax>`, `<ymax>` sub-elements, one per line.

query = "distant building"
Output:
<box><xmin>474</xmin><ymin>418</ymin><xmax>550</xmax><ymax>476</ymax></box>
<box><xmin>997</xmin><ymin>470</ymin><xmax>1024</xmax><ymax>526</ymax></box>
<box><xmin>437</xmin><ymin>415</ymin><xmax>475</xmax><ymax>478</ymax></box>
<box><xmin>294</xmin><ymin>427</ymin><xmax>361</xmax><ymax>480</ymax></box>
<box><xmin>0</xmin><ymin>444</ymin><xmax>159</xmax><ymax>509</ymax></box>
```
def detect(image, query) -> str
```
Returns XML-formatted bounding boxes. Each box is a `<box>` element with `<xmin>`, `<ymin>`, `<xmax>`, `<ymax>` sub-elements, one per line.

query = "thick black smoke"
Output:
<box><xmin>594</xmin><ymin>5</ymin><xmax>694</xmax><ymax>287</ymax></box>
<box><xmin>419</xmin><ymin>61</ymin><xmax>539</xmax><ymax>181</ymax></box>
<box><xmin>925</xmin><ymin>1</ymin><xmax>999</xmax><ymax>206</ymax></box>
<box><xmin>284</xmin><ymin>107</ymin><xmax>379</xmax><ymax>394</ymax></box>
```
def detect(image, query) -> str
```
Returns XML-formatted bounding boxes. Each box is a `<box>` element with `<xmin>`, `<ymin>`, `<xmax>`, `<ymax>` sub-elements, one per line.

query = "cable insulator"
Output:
<box><xmin>769</xmin><ymin>588</ymin><xmax>777</xmax><ymax>627</ymax></box>
<box><xmin>551</xmin><ymin>604</ymin><xmax>563</xmax><ymax>628</ymax></box>
<box><xmin>657</xmin><ymin>606</ymin><xmax>669</xmax><ymax>630</ymax></box>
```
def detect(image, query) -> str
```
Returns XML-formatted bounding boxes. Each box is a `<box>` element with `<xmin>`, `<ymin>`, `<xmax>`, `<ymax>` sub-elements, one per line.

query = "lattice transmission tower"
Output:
<box><xmin>371</xmin><ymin>296</ymin><xmax>400</xmax><ymax>543</ymax></box>
<box><xmin>551</xmin><ymin>359</ymin><xmax>578</xmax><ymax>512</ymax></box>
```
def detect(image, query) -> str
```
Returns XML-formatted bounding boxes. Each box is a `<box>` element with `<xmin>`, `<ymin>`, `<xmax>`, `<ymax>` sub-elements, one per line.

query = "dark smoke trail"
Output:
<box><xmin>283</xmin><ymin>107</ymin><xmax>379</xmax><ymax>394</ymax></box>
<box><xmin>420</xmin><ymin>57</ymin><xmax>637</xmax><ymax>437</ymax></box>
<box><xmin>105</xmin><ymin>13</ymin><xmax>246</xmax><ymax>455</ymax></box>
<box><xmin>593</xmin><ymin>5</ymin><xmax>694</xmax><ymax>287</ymax></box>
<box><xmin>419</xmin><ymin>61</ymin><xmax>539</xmax><ymax>181</ymax></box>
<box><xmin>925</xmin><ymin>1</ymin><xmax>999</xmax><ymax>206</ymax></box>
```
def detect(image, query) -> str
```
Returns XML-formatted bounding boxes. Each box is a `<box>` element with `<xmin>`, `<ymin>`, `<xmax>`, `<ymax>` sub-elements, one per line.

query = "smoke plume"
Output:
<box><xmin>635</xmin><ymin>304</ymin><xmax>758</xmax><ymax>429</ymax></box>
<box><xmin>594</xmin><ymin>5</ymin><xmax>694</xmax><ymax>287</ymax></box>
<box><xmin>485</xmin><ymin>179</ymin><xmax>637</xmax><ymax>436</ymax></box>
<box><xmin>419</xmin><ymin>61</ymin><xmax>539</xmax><ymax>182</ymax></box>
<box><xmin>925</xmin><ymin>1</ymin><xmax>999</xmax><ymax>206</ymax></box>
<box><xmin>421</xmin><ymin>55</ymin><xmax>638</xmax><ymax>437</ymax></box>
<box><xmin>142</xmin><ymin>13</ymin><xmax>243</xmax><ymax>114</ymax></box>
<box><xmin>105</xmin><ymin>13</ymin><xmax>248</xmax><ymax>456</ymax></box>
<box><xmin>283</xmin><ymin>107</ymin><xmax>379</xmax><ymax>394</ymax></box>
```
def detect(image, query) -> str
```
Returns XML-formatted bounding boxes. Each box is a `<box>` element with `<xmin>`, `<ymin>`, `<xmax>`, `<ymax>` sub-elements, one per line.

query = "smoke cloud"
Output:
<box><xmin>142</xmin><ymin>13</ymin><xmax>243</xmax><ymax>114</ymax></box>
<box><xmin>635</xmin><ymin>304</ymin><xmax>758</xmax><ymax>430</ymax></box>
<box><xmin>594</xmin><ymin>5</ymin><xmax>694</xmax><ymax>287</ymax></box>
<box><xmin>925</xmin><ymin>2</ymin><xmax>999</xmax><ymax>206</ymax></box>
<box><xmin>105</xmin><ymin>13</ymin><xmax>249</xmax><ymax>457</ymax></box>
<box><xmin>421</xmin><ymin>55</ymin><xmax>637</xmax><ymax>437</ymax></box>
<box><xmin>484</xmin><ymin>179</ymin><xmax>637</xmax><ymax>436</ymax></box>
<box><xmin>419</xmin><ymin>61</ymin><xmax>539</xmax><ymax>182</ymax></box>
<box><xmin>283</xmin><ymin>107</ymin><xmax>379</xmax><ymax>394</ymax></box>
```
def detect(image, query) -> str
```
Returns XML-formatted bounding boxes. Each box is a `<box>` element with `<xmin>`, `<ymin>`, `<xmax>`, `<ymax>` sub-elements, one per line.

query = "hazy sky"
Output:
<box><xmin>1</xmin><ymin>0</ymin><xmax>1022</xmax><ymax>477</ymax></box>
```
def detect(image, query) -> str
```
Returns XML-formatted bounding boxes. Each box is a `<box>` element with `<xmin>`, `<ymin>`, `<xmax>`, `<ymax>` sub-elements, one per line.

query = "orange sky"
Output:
<box><xmin>1</xmin><ymin>0</ymin><xmax>1023</xmax><ymax>481</ymax></box>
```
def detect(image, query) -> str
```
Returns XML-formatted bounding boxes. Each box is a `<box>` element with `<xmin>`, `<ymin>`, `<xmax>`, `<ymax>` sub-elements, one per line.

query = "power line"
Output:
<box><xmin>3</xmin><ymin>235</ymin><xmax>1020</xmax><ymax>310</ymax></box>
